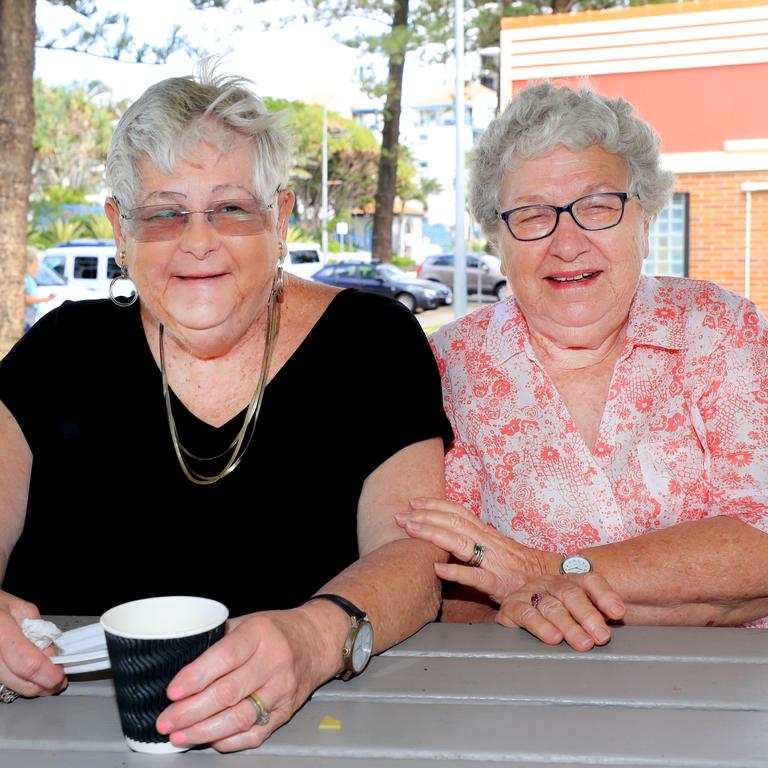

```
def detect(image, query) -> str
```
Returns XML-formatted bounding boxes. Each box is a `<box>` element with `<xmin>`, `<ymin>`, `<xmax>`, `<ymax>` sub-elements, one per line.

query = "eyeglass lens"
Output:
<box><xmin>504</xmin><ymin>193</ymin><xmax>626</xmax><ymax>240</ymax></box>
<box><xmin>125</xmin><ymin>199</ymin><xmax>273</xmax><ymax>242</ymax></box>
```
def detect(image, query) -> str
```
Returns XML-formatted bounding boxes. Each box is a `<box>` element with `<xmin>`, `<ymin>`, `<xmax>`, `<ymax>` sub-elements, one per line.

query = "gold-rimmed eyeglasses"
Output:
<box><xmin>118</xmin><ymin>198</ymin><xmax>275</xmax><ymax>242</ymax></box>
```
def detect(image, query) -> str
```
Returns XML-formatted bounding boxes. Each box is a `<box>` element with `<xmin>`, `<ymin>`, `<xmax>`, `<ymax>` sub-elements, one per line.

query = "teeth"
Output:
<box><xmin>550</xmin><ymin>272</ymin><xmax>595</xmax><ymax>283</ymax></box>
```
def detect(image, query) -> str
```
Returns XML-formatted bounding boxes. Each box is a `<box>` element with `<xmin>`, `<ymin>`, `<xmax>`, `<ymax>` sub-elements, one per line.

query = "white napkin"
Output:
<box><xmin>21</xmin><ymin>618</ymin><xmax>63</xmax><ymax>651</ymax></box>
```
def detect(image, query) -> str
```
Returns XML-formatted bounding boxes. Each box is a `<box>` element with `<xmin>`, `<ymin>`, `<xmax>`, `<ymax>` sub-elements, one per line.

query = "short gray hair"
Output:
<box><xmin>470</xmin><ymin>82</ymin><xmax>675</xmax><ymax>244</ymax></box>
<box><xmin>106</xmin><ymin>60</ymin><xmax>290</xmax><ymax>210</ymax></box>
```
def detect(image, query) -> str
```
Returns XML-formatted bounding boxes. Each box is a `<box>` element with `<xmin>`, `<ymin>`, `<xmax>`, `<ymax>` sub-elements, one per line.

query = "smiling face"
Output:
<box><xmin>106</xmin><ymin>134</ymin><xmax>293</xmax><ymax>357</ymax></box>
<box><xmin>497</xmin><ymin>145</ymin><xmax>649</xmax><ymax>349</ymax></box>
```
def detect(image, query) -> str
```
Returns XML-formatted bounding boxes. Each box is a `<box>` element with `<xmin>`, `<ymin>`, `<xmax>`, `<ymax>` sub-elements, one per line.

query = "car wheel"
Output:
<box><xmin>494</xmin><ymin>281</ymin><xmax>509</xmax><ymax>301</ymax></box>
<box><xmin>396</xmin><ymin>292</ymin><xmax>417</xmax><ymax>313</ymax></box>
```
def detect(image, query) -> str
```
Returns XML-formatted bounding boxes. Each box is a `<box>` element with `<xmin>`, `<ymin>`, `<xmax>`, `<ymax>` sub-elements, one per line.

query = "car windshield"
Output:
<box><xmin>34</xmin><ymin>262</ymin><xmax>67</xmax><ymax>286</ymax></box>
<box><xmin>375</xmin><ymin>264</ymin><xmax>407</xmax><ymax>279</ymax></box>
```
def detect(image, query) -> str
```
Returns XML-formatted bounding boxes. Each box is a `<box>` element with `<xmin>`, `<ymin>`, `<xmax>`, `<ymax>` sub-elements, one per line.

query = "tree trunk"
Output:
<box><xmin>372</xmin><ymin>0</ymin><xmax>409</xmax><ymax>264</ymax></box>
<box><xmin>0</xmin><ymin>0</ymin><xmax>36</xmax><ymax>356</ymax></box>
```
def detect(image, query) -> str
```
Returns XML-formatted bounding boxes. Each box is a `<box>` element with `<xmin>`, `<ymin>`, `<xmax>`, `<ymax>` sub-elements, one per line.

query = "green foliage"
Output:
<box><xmin>28</xmin><ymin>218</ymin><xmax>86</xmax><ymax>249</ymax></box>
<box><xmin>78</xmin><ymin>212</ymin><xmax>114</xmax><ymax>240</ymax></box>
<box><xmin>265</xmin><ymin>98</ymin><xmax>382</xmax><ymax>227</ymax></box>
<box><xmin>39</xmin><ymin>1</ymin><xmax>212</xmax><ymax>63</ymax></box>
<box><xmin>33</xmin><ymin>79</ymin><xmax>126</xmax><ymax>196</ymax></box>
<box><xmin>392</xmin><ymin>255</ymin><xmax>416</xmax><ymax>269</ymax></box>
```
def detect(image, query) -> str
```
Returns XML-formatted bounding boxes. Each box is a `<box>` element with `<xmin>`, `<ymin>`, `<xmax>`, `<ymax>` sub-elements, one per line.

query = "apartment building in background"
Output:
<box><xmin>499</xmin><ymin>0</ymin><xmax>768</xmax><ymax>310</ymax></box>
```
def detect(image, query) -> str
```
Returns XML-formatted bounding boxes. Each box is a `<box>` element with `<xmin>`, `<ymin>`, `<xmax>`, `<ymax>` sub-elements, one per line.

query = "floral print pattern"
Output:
<box><xmin>431</xmin><ymin>275</ymin><xmax>768</xmax><ymax>628</ymax></box>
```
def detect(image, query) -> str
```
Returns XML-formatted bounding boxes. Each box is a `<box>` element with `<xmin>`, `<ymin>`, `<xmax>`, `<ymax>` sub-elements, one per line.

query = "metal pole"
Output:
<box><xmin>322</xmin><ymin>106</ymin><xmax>329</xmax><ymax>261</ymax></box>
<box><xmin>453</xmin><ymin>0</ymin><xmax>467</xmax><ymax>318</ymax></box>
<box><xmin>744</xmin><ymin>189</ymin><xmax>751</xmax><ymax>300</ymax></box>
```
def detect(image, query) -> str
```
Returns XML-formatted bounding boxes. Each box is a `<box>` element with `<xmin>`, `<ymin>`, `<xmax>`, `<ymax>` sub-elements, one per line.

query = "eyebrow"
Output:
<box><xmin>138</xmin><ymin>185</ymin><xmax>258</xmax><ymax>205</ymax></box>
<box><xmin>508</xmin><ymin>184</ymin><xmax>624</xmax><ymax>208</ymax></box>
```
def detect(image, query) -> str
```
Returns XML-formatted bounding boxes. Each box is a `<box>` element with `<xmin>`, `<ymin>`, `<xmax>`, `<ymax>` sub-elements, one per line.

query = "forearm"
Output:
<box><xmin>582</xmin><ymin>516</ymin><xmax>768</xmax><ymax>625</ymax></box>
<box><xmin>292</xmin><ymin>538</ymin><xmax>446</xmax><ymax>688</ymax></box>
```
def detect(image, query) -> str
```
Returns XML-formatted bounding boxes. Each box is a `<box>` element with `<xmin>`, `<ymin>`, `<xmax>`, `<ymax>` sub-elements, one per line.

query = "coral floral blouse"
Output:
<box><xmin>431</xmin><ymin>276</ymin><xmax>768</xmax><ymax>626</ymax></box>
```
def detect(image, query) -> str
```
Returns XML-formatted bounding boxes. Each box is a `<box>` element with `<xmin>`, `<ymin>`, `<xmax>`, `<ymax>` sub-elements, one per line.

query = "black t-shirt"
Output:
<box><xmin>0</xmin><ymin>291</ymin><xmax>453</xmax><ymax>617</ymax></box>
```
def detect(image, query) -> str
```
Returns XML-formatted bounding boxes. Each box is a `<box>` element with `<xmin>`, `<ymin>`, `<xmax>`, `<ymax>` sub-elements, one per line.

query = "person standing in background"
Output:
<box><xmin>23</xmin><ymin>247</ymin><xmax>53</xmax><ymax>332</ymax></box>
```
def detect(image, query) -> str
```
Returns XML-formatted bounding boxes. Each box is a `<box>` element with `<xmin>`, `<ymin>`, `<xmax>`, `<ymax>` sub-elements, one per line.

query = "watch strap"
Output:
<box><xmin>310</xmin><ymin>593</ymin><xmax>367</xmax><ymax>622</ymax></box>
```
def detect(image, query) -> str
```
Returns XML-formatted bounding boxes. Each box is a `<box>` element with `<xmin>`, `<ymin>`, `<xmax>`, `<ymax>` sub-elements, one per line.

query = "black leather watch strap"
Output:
<box><xmin>309</xmin><ymin>593</ymin><xmax>367</xmax><ymax>621</ymax></box>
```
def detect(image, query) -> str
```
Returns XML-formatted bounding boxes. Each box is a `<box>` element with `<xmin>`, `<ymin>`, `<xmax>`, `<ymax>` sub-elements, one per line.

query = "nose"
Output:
<box><xmin>179</xmin><ymin>211</ymin><xmax>218</xmax><ymax>259</ymax></box>
<box><xmin>547</xmin><ymin>210</ymin><xmax>590</xmax><ymax>261</ymax></box>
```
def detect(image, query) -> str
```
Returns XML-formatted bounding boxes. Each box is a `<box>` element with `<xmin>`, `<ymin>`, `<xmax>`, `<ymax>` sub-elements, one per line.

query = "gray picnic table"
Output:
<box><xmin>2</xmin><ymin>619</ymin><xmax>767</xmax><ymax>766</ymax></box>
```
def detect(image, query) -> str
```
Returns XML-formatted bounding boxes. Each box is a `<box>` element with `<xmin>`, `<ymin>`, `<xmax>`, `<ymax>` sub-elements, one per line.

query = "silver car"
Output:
<box><xmin>417</xmin><ymin>253</ymin><xmax>509</xmax><ymax>300</ymax></box>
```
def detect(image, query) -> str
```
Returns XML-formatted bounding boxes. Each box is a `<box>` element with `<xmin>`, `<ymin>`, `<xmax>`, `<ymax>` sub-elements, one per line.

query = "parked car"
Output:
<box><xmin>39</xmin><ymin>239</ymin><xmax>135</xmax><ymax>303</ymax></box>
<box><xmin>285</xmin><ymin>241</ymin><xmax>324</xmax><ymax>279</ymax></box>
<box><xmin>312</xmin><ymin>261</ymin><xmax>452</xmax><ymax>312</ymax></box>
<box><xmin>33</xmin><ymin>261</ymin><xmax>102</xmax><ymax>318</ymax></box>
<box><xmin>417</xmin><ymin>252</ymin><xmax>509</xmax><ymax>300</ymax></box>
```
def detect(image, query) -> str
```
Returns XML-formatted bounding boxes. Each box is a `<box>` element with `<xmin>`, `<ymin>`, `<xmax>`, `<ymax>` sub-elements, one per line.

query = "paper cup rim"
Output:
<box><xmin>100</xmin><ymin>595</ymin><xmax>228</xmax><ymax>640</ymax></box>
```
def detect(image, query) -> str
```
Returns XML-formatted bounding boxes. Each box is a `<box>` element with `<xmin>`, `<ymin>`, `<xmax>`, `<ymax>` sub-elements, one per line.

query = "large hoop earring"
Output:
<box><xmin>110</xmin><ymin>251</ymin><xmax>138</xmax><ymax>307</ymax></box>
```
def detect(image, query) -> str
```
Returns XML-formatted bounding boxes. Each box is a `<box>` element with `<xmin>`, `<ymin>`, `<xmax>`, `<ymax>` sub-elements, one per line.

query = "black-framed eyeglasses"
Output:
<box><xmin>497</xmin><ymin>192</ymin><xmax>631</xmax><ymax>242</ymax></box>
<box><xmin>117</xmin><ymin>198</ymin><xmax>275</xmax><ymax>242</ymax></box>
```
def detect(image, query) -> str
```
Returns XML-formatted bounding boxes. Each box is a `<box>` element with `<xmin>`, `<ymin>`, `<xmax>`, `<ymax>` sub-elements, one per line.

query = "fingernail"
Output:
<box><xmin>170</xmin><ymin>731</ymin><xmax>186</xmax><ymax>746</ymax></box>
<box><xmin>405</xmin><ymin>520</ymin><xmax>421</xmax><ymax>533</ymax></box>
<box><xmin>410</xmin><ymin>497</ymin><xmax>427</xmax><ymax>507</ymax></box>
<box><xmin>595</xmin><ymin>627</ymin><xmax>610</xmax><ymax>644</ymax></box>
<box><xmin>610</xmin><ymin>601</ymin><xmax>624</xmax><ymax>615</ymax></box>
<box><xmin>156</xmin><ymin>719</ymin><xmax>172</xmax><ymax>735</ymax></box>
<box><xmin>576</xmin><ymin>632</ymin><xmax>592</xmax><ymax>647</ymax></box>
<box><xmin>394</xmin><ymin>511</ymin><xmax>409</xmax><ymax>521</ymax></box>
<box><xmin>167</xmin><ymin>685</ymin><xmax>184</xmax><ymax>700</ymax></box>
<box><xmin>434</xmin><ymin>563</ymin><xmax>449</xmax><ymax>577</ymax></box>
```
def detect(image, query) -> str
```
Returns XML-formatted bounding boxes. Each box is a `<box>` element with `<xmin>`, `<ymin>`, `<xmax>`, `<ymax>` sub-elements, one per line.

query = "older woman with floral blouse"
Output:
<box><xmin>397</xmin><ymin>83</ymin><xmax>768</xmax><ymax>650</ymax></box>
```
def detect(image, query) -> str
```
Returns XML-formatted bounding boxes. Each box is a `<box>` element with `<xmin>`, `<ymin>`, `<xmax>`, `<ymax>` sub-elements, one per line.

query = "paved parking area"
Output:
<box><xmin>417</xmin><ymin>297</ymin><xmax>495</xmax><ymax>334</ymax></box>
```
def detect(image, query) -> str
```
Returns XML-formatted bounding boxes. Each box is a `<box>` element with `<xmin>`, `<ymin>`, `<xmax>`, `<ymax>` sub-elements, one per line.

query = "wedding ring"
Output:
<box><xmin>467</xmin><ymin>543</ymin><xmax>486</xmax><ymax>568</ymax></box>
<box><xmin>530</xmin><ymin>593</ymin><xmax>542</xmax><ymax>609</ymax></box>
<box><xmin>247</xmin><ymin>692</ymin><xmax>270</xmax><ymax>726</ymax></box>
<box><xmin>0</xmin><ymin>683</ymin><xmax>19</xmax><ymax>703</ymax></box>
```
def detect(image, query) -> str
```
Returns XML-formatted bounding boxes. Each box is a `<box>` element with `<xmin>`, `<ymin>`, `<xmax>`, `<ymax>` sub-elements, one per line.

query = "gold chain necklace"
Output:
<box><xmin>159</xmin><ymin>283</ymin><xmax>282</xmax><ymax>486</ymax></box>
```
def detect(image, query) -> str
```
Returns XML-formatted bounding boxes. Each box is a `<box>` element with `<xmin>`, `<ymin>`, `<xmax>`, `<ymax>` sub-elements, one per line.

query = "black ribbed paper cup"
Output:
<box><xmin>101</xmin><ymin>596</ymin><xmax>228</xmax><ymax>754</ymax></box>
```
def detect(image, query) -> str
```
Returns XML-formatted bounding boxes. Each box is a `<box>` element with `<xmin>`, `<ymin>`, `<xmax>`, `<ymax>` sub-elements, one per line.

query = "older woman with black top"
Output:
<box><xmin>0</xmin><ymin>64</ymin><xmax>452</xmax><ymax>751</ymax></box>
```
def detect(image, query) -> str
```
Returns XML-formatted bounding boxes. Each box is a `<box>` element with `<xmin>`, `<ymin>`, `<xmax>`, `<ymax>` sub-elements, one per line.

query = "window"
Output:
<box><xmin>290</xmin><ymin>249</ymin><xmax>319</xmax><ymax>264</ymax></box>
<box><xmin>334</xmin><ymin>264</ymin><xmax>359</xmax><ymax>279</ymax></box>
<box><xmin>432</xmin><ymin>255</ymin><xmax>453</xmax><ymax>266</ymax></box>
<box><xmin>644</xmin><ymin>193</ymin><xmax>688</xmax><ymax>278</ymax></box>
<box><xmin>43</xmin><ymin>255</ymin><xmax>66</xmax><ymax>279</ymax></box>
<box><xmin>107</xmin><ymin>258</ymin><xmax>122</xmax><ymax>279</ymax></box>
<box><xmin>74</xmin><ymin>256</ymin><xmax>98</xmax><ymax>280</ymax></box>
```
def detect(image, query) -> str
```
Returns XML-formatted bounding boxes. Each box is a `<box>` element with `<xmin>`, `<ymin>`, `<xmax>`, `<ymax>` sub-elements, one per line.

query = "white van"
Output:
<box><xmin>285</xmin><ymin>242</ymin><xmax>323</xmax><ymax>279</ymax></box>
<box><xmin>40</xmin><ymin>240</ymin><xmax>121</xmax><ymax>296</ymax></box>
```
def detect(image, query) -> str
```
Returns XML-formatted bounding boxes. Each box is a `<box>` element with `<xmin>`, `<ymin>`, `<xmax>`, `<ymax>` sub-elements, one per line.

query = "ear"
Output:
<box><xmin>276</xmin><ymin>189</ymin><xmax>295</xmax><ymax>242</ymax></box>
<box><xmin>105</xmin><ymin>197</ymin><xmax>125</xmax><ymax>250</ymax></box>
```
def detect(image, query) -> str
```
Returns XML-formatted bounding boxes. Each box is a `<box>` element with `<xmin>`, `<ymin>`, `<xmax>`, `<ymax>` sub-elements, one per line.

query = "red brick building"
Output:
<box><xmin>500</xmin><ymin>0</ymin><xmax>768</xmax><ymax>311</ymax></box>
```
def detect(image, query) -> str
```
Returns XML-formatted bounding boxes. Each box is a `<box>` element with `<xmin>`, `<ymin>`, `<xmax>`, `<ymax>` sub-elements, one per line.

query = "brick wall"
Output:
<box><xmin>675</xmin><ymin>171</ymin><xmax>768</xmax><ymax>315</ymax></box>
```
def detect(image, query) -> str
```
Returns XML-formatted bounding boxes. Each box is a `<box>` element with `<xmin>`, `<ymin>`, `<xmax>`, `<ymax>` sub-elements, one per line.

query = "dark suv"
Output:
<box><xmin>312</xmin><ymin>261</ymin><xmax>452</xmax><ymax>312</ymax></box>
<box><xmin>417</xmin><ymin>253</ymin><xmax>509</xmax><ymax>300</ymax></box>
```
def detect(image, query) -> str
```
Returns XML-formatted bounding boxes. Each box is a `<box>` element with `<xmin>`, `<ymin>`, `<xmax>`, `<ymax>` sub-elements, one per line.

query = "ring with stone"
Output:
<box><xmin>0</xmin><ymin>683</ymin><xmax>20</xmax><ymax>703</ymax></box>
<box><xmin>247</xmin><ymin>692</ymin><xmax>270</xmax><ymax>727</ymax></box>
<box><xmin>467</xmin><ymin>543</ymin><xmax>486</xmax><ymax>568</ymax></box>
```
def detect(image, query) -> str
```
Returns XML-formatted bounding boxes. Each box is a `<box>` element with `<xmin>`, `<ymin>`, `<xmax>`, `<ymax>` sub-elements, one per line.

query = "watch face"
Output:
<box><xmin>562</xmin><ymin>554</ymin><xmax>592</xmax><ymax>574</ymax></box>
<box><xmin>351</xmin><ymin>621</ymin><xmax>374</xmax><ymax>673</ymax></box>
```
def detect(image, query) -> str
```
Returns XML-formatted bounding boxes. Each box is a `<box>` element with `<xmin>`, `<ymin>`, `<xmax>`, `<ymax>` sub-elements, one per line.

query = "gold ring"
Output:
<box><xmin>247</xmin><ymin>692</ymin><xmax>270</xmax><ymax>727</ymax></box>
<box><xmin>467</xmin><ymin>543</ymin><xmax>486</xmax><ymax>568</ymax></box>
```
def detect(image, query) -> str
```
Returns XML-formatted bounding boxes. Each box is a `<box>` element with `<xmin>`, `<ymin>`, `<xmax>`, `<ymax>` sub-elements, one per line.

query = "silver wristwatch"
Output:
<box><xmin>560</xmin><ymin>554</ymin><xmax>593</xmax><ymax>575</ymax></box>
<box><xmin>309</xmin><ymin>594</ymin><xmax>374</xmax><ymax>680</ymax></box>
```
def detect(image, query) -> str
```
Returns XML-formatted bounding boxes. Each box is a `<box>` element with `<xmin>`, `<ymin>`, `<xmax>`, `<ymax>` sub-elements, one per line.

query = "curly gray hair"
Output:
<box><xmin>471</xmin><ymin>82</ymin><xmax>675</xmax><ymax>244</ymax></box>
<box><xmin>106</xmin><ymin>60</ymin><xmax>290</xmax><ymax>210</ymax></box>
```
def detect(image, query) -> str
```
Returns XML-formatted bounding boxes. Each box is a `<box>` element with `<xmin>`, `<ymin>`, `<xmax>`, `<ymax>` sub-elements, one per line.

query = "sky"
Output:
<box><xmin>33</xmin><ymin>0</ymin><xmax>448</xmax><ymax>114</ymax></box>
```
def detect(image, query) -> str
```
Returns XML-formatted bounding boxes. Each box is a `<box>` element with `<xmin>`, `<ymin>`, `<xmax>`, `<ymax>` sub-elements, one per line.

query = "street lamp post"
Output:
<box><xmin>453</xmin><ymin>0</ymin><xmax>467</xmax><ymax>318</ymax></box>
